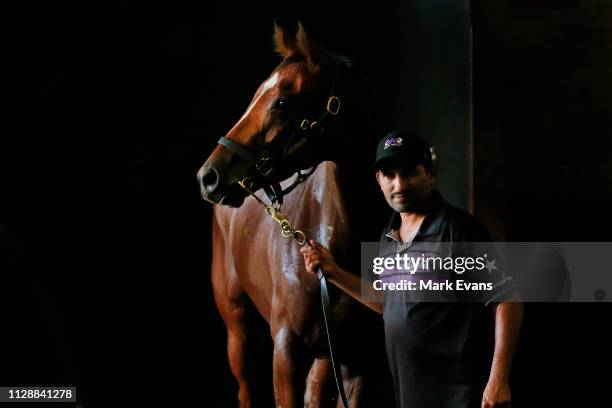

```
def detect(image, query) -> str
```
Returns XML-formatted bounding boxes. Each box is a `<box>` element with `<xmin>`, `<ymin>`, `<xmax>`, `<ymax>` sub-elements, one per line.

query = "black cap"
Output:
<box><xmin>372</xmin><ymin>130</ymin><xmax>433</xmax><ymax>170</ymax></box>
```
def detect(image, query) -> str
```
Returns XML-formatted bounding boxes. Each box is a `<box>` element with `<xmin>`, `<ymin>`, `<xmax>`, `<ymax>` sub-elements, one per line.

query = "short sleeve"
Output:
<box><xmin>450</xmin><ymin>214</ymin><xmax>520</xmax><ymax>305</ymax></box>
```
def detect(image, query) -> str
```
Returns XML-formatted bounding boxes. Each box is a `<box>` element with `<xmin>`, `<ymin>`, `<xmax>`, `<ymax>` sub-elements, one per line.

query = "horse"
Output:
<box><xmin>197</xmin><ymin>23</ymin><xmax>391</xmax><ymax>407</ymax></box>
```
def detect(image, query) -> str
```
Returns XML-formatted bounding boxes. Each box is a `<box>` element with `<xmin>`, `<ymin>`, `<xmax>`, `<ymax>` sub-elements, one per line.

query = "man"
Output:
<box><xmin>301</xmin><ymin>130</ymin><xmax>523</xmax><ymax>408</ymax></box>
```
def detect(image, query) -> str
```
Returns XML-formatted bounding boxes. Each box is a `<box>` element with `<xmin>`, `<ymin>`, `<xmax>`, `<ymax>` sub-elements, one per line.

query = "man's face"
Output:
<box><xmin>375</xmin><ymin>164</ymin><xmax>434</xmax><ymax>213</ymax></box>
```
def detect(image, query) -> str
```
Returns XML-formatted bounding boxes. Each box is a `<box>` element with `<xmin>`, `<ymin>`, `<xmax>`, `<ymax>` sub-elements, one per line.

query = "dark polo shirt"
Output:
<box><xmin>376</xmin><ymin>190</ymin><xmax>517</xmax><ymax>408</ymax></box>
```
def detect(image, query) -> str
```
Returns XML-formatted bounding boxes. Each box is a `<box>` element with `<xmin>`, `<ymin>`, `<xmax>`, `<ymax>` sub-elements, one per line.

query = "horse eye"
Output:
<box><xmin>274</xmin><ymin>97</ymin><xmax>289</xmax><ymax>110</ymax></box>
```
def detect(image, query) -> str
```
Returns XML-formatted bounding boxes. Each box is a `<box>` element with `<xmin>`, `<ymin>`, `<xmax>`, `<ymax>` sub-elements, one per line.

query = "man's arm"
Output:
<box><xmin>300</xmin><ymin>240</ymin><xmax>384</xmax><ymax>315</ymax></box>
<box><xmin>482</xmin><ymin>298</ymin><xmax>524</xmax><ymax>408</ymax></box>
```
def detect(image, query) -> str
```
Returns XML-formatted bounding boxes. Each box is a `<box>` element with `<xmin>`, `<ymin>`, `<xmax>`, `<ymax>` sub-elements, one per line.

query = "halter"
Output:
<box><xmin>217</xmin><ymin>66</ymin><xmax>342</xmax><ymax>206</ymax></box>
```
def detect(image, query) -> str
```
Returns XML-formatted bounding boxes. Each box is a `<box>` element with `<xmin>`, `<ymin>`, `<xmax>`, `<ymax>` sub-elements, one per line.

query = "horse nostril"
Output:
<box><xmin>201</xmin><ymin>167</ymin><xmax>220</xmax><ymax>192</ymax></box>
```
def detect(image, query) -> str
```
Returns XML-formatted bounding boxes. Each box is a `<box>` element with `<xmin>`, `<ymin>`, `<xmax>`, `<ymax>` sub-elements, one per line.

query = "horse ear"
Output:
<box><xmin>296</xmin><ymin>21</ymin><xmax>322</xmax><ymax>72</ymax></box>
<box><xmin>273</xmin><ymin>21</ymin><xmax>296</xmax><ymax>58</ymax></box>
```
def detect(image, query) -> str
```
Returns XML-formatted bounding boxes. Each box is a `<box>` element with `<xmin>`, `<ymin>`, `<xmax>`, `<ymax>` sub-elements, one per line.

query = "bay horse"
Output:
<box><xmin>198</xmin><ymin>23</ymin><xmax>390</xmax><ymax>407</ymax></box>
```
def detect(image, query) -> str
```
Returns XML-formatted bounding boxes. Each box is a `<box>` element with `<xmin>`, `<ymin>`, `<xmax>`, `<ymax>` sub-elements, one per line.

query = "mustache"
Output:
<box><xmin>391</xmin><ymin>190</ymin><xmax>414</xmax><ymax>199</ymax></box>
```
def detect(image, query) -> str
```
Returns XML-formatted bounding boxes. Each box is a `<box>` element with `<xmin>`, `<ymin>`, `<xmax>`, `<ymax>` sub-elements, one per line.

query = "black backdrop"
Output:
<box><xmin>3</xmin><ymin>1</ymin><xmax>612</xmax><ymax>407</ymax></box>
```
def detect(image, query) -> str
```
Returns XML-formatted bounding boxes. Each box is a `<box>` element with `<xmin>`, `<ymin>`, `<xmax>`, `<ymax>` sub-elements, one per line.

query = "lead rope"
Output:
<box><xmin>237</xmin><ymin>179</ymin><xmax>350</xmax><ymax>408</ymax></box>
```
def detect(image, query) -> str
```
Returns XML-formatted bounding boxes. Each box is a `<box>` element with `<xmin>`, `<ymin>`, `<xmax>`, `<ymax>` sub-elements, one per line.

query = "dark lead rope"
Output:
<box><xmin>316</xmin><ymin>261</ymin><xmax>350</xmax><ymax>408</ymax></box>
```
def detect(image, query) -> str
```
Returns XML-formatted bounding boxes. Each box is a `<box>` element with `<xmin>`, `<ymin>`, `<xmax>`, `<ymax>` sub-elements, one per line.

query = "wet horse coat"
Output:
<box><xmin>200</xmin><ymin>23</ymin><xmax>390</xmax><ymax>407</ymax></box>
<box><xmin>212</xmin><ymin>163</ymin><xmax>356</xmax><ymax>406</ymax></box>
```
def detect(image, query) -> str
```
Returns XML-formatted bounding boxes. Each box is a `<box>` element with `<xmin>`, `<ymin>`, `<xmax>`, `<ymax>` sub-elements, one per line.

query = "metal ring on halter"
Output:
<box><xmin>240</xmin><ymin>177</ymin><xmax>254</xmax><ymax>190</ymax></box>
<box><xmin>293</xmin><ymin>230</ymin><xmax>306</xmax><ymax>245</ymax></box>
<box><xmin>300</xmin><ymin>119</ymin><xmax>310</xmax><ymax>130</ymax></box>
<box><xmin>309</xmin><ymin>121</ymin><xmax>320</xmax><ymax>131</ymax></box>
<box><xmin>326</xmin><ymin>96</ymin><xmax>341</xmax><ymax>115</ymax></box>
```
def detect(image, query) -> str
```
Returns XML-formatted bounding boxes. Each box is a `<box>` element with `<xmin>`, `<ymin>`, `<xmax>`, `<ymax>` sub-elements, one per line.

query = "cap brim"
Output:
<box><xmin>372</xmin><ymin>157</ymin><xmax>419</xmax><ymax>171</ymax></box>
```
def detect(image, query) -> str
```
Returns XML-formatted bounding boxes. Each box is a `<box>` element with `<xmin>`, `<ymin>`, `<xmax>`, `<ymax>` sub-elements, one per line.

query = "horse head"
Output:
<box><xmin>197</xmin><ymin>22</ymin><xmax>352</xmax><ymax>207</ymax></box>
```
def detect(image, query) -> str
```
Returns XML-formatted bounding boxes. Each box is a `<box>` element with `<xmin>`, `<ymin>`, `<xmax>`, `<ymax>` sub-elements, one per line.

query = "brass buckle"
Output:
<box><xmin>326</xmin><ymin>96</ymin><xmax>341</xmax><ymax>115</ymax></box>
<box><xmin>239</xmin><ymin>177</ymin><xmax>254</xmax><ymax>190</ymax></box>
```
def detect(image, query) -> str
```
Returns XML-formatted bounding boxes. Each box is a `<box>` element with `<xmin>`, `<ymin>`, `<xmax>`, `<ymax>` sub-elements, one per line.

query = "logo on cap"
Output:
<box><xmin>384</xmin><ymin>137</ymin><xmax>403</xmax><ymax>149</ymax></box>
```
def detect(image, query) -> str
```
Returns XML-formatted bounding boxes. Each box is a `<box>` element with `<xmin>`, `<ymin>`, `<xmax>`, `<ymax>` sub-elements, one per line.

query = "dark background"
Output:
<box><xmin>3</xmin><ymin>0</ymin><xmax>611</xmax><ymax>406</ymax></box>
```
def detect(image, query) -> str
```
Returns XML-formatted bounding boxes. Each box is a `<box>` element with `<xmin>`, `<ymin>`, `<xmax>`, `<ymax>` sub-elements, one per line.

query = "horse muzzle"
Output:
<box><xmin>197</xmin><ymin>165</ymin><xmax>246</xmax><ymax>207</ymax></box>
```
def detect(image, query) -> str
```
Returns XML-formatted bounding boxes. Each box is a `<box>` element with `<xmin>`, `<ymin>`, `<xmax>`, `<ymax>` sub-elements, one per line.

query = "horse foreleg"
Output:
<box><xmin>339</xmin><ymin>364</ymin><xmax>389</xmax><ymax>408</ymax></box>
<box><xmin>339</xmin><ymin>368</ymin><xmax>362</xmax><ymax>408</ymax></box>
<box><xmin>305</xmin><ymin>356</ymin><xmax>334</xmax><ymax>408</ymax></box>
<box><xmin>214</xmin><ymin>283</ymin><xmax>259</xmax><ymax>407</ymax></box>
<box><xmin>310</xmin><ymin>360</ymin><xmax>365</xmax><ymax>408</ymax></box>
<box><xmin>212</xmin><ymin>211</ymin><xmax>266</xmax><ymax>408</ymax></box>
<box><xmin>270</xmin><ymin>312</ymin><xmax>309</xmax><ymax>407</ymax></box>
<box><xmin>306</xmin><ymin>358</ymin><xmax>368</xmax><ymax>408</ymax></box>
<box><xmin>215</xmin><ymin>270</ymin><xmax>273</xmax><ymax>407</ymax></box>
<box><xmin>225</xmin><ymin>305</ymin><xmax>256</xmax><ymax>407</ymax></box>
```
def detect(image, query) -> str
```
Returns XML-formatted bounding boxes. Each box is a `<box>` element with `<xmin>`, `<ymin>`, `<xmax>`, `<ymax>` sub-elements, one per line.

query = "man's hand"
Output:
<box><xmin>482</xmin><ymin>377</ymin><xmax>511</xmax><ymax>408</ymax></box>
<box><xmin>299</xmin><ymin>240</ymin><xmax>338</xmax><ymax>277</ymax></box>
<box><xmin>300</xmin><ymin>240</ymin><xmax>384</xmax><ymax>314</ymax></box>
